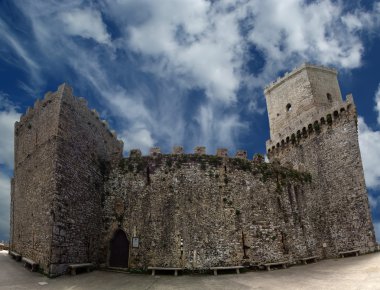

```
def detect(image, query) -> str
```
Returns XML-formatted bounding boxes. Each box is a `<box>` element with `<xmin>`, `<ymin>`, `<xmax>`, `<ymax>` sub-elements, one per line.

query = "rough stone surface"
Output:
<box><xmin>216</xmin><ymin>148</ymin><xmax>228</xmax><ymax>157</ymax></box>
<box><xmin>265</xmin><ymin>64</ymin><xmax>343</xmax><ymax>144</ymax></box>
<box><xmin>9</xmin><ymin>64</ymin><xmax>376</xmax><ymax>277</ymax></box>
<box><xmin>266</xmin><ymin>65</ymin><xmax>375</xmax><ymax>257</ymax></box>
<box><xmin>149</xmin><ymin>147</ymin><xmax>161</xmax><ymax>156</ymax></box>
<box><xmin>172</xmin><ymin>146</ymin><xmax>184</xmax><ymax>154</ymax></box>
<box><xmin>267</xmin><ymin>106</ymin><xmax>375</xmax><ymax>256</ymax></box>
<box><xmin>194</xmin><ymin>146</ymin><xmax>206</xmax><ymax>155</ymax></box>
<box><xmin>235</xmin><ymin>150</ymin><xmax>247</xmax><ymax>159</ymax></box>
<box><xmin>102</xmin><ymin>156</ymin><xmax>311</xmax><ymax>269</ymax></box>
<box><xmin>129</xmin><ymin>149</ymin><xmax>142</xmax><ymax>158</ymax></box>
<box><xmin>10</xmin><ymin>84</ymin><xmax>123</xmax><ymax>276</ymax></box>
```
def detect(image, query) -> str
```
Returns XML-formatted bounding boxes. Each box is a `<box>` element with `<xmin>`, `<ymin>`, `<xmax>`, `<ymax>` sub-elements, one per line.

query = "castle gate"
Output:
<box><xmin>109</xmin><ymin>229</ymin><xmax>129</xmax><ymax>268</ymax></box>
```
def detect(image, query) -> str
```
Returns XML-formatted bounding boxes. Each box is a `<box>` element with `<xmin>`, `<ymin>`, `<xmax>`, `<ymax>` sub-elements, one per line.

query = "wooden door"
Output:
<box><xmin>109</xmin><ymin>229</ymin><xmax>129</xmax><ymax>268</ymax></box>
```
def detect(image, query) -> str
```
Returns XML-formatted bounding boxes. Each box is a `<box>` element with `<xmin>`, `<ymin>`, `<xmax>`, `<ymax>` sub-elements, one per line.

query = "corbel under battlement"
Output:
<box><xmin>266</xmin><ymin>94</ymin><xmax>356</xmax><ymax>156</ymax></box>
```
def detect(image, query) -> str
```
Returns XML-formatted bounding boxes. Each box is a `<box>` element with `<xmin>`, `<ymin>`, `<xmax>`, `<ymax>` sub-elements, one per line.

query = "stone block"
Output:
<box><xmin>194</xmin><ymin>146</ymin><xmax>206</xmax><ymax>155</ymax></box>
<box><xmin>172</xmin><ymin>146</ymin><xmax>184</xmax><ymax>154</ymax></box>
<box><xmin>253</xmin><ymin>154</ymin><xmax>264</xmax><ymax>163</ymax></box>
<box><xmin>235</xmin><ymin>150</ymin><xmax>247</xmax><ymax>159</ymax></box>
<box><xmin>216</xmin><ymin>148</ymin><xmax>228</xmax><ymax>157</ymax></box>
<box><xmin>150</xmin><ymin>147</ymin><xmax>161</xmax><ymax>156</ymax></box>
<box><xmin>129</xmin><ymin>149</ymin><xmax>142</xmax><ymax>158</ymax></box>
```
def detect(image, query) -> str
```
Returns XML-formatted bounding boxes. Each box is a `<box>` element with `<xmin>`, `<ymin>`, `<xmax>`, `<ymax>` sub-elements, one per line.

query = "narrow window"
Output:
<box><xmin>326</xmin><ymin>93</ymin><xmax>332</xmax><ymax>102</ymax></box>
<box><xmin>146</xmin><ymin>166</ymin><xmax>150</xmax><ymax>185</ymax></box>
<box><xmin>281</xmin><ymin>232</ymin><xmax>289</xmax><ymax>254</ymax></box>
<box><xmin>287</xmin><ymin>184</ymin><xmax>293</xmax><ymax>209</ymax></box>
<box><xmin>286</xmin><ymin>103</ymin><xmax>292</xmax><ymax>112</ymax></box>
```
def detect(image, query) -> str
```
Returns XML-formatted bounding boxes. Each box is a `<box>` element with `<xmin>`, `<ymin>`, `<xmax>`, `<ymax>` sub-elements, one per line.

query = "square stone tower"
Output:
<box><xmin>265</xmin><ymin>64</ymin><xmax>376</xmax><ymax>256</ymax></box>
<box><xmin>265</xmin><ymin>63</ymin><xmax>343</xmax><ymax>146</ymax></box>
<box><xmin>10</xmin><ymin>84</ymin><xmax>123</xmax><ymax>276</ymax></box>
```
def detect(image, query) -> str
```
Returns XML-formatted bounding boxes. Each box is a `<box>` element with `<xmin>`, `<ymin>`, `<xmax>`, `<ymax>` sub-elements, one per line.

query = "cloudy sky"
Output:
<box><xmin>1</xmin><ymin>0</ymin><xmax>380</xmax><ymax>242</ymax></box>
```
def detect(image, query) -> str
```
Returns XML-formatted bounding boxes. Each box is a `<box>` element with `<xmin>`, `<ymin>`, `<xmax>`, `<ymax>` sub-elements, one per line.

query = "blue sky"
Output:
<box><xmin>0</xmin><ymin>0</ymin><xmax>380</xmax><ymax>242</ymax></box>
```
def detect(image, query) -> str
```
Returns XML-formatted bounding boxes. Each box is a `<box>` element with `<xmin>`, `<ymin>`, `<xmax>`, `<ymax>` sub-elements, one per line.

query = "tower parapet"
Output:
<box><xmin>265</xmin><ymin>63</ymin><xmax>343</xmax><ymax>146</ymax></box>
<box><xmin>266</xmin><ymin>94</ymin><xmax>355</xmax><ymax>154</ymax></box>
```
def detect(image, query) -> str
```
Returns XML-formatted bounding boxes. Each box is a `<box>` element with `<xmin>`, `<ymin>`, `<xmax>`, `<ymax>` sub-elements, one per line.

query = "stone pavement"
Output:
<box><xmin>1</xmin><ymin>250</ymin><xmax>380</xmax><ymax>290</ymax></box>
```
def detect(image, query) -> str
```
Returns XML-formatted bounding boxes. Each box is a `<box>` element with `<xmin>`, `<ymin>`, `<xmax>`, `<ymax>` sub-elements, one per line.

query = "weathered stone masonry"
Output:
<box><xmin>101</xmin><ymin>155</ymin><xmax>312</xmax><ymax>269</ymax></box>
<box><xmin>266</xmin><ymin>64</ymin><xmax>375</xmax><ymax>257</ymax></box>
<box><xmin>10</xmin><ymin>64</ymin><xmax>376</xmax><ymax>276</ymax></box>
<box><xmin>11</xmin><ymin>84</ymin><xmax>123</xmax><ymax>275</ymax></box>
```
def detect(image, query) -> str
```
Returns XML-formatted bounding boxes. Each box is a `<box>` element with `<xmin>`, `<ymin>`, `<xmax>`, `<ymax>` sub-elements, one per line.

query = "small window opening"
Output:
<box><xmin>286</xmin><ymin>103</ymin><xmax>292</xmax><ymax>112</ymax></box>
<box><xmin>326</xmin><ymin>93</ymin><xmax>332</xmax><ymax>102</ymax></box>
<box><xmin>281</xmin><ymin>232</ymin><xmax>289</xmax><ymax>254</ymax></box>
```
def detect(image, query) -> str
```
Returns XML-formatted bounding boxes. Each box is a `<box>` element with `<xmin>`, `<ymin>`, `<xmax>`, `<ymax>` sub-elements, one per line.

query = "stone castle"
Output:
<box><xmin>9</xmin><ymin>64</ymin><xmax>376</xmax><ymax>276</ymax></box>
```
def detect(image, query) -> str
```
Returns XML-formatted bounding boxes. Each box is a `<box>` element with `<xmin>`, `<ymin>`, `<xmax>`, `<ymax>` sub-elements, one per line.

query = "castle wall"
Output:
<box><xmin>48</xmin><ymin>85</ymin><xmax>123</xmax><ymax>275</ymax></box>
<box><xmin>268</xmin><ymin>104</ymin><xmax>376</xmax><ymax>256</ymax></box>
<box><xmin>10</xmin><ymin>64</ymin><xmax>376</xmax><ymax>276</ymax></box>
<box><xmin>11</xmin><ymin>90</ymin><xmax>62</xmax><ymax>271</ymax></box>
<box><xmin>101</xmin><ymin>155</ymin><xmax>315</xmax><ymax>269</ymax></box>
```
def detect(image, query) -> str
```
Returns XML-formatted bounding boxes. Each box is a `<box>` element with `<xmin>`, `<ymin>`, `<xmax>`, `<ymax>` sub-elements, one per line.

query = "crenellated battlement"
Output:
<box><xmin>266</xmin><ymin>94</ymin><xmax>356</xmax><ymax>156</ymax></box>
<box><xmin>18</xmin><ymin>85</ymin><xmax>67</xmax><ymax>124</ymax></box>
<box><xmin>126</xmin><ymin>147</ymin><xmax>262</xmax><ymax>161</ymax></box>
<box><xmin>16</xmin><ymin>83</ymin><xmax>123</xmax><ymax>148</ymax></box>
<box><xmin>118</xmin><ymin>150</ymin><xmax>311</xmax><ymax>185</ymax></box>
<box><xmin>59</xmin><ymin>84</ymin><xmax>123</xmax><ymax>146</ymax></box>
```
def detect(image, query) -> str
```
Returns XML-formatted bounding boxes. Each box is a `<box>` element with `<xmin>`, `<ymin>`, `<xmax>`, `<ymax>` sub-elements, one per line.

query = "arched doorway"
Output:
<box><xmin>109</xmin><ymin>229</ymin><xmax>129</xmax><ymax>268</ymax></box>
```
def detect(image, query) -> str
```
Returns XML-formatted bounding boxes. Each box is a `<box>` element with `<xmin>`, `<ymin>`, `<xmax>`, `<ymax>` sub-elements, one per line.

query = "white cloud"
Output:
<box><xmin>107</xmin><ymin>90</ymin><xmax>153</xmax><ymax>124</ymax></box>
<box><xmin>245</xmin><ymin>0</ymin><xmax>373</xmax><ymax>85</ymax></box>
<box><xmin>342</xmin><ymin>2</ymin><xmax>380</xmax><ymax>33</ymax></box>
<box><xmin>374</xmin><ymin>222</ymin><xmax>380</xmax><ymax>242</ymax></box>
<box><xmin>59</xmin><ymin>8</ymin><xmax>111</xmax><ymax>44</ymax></box>
<box><xmin>193</xmin><ymin>102</ymin><xmax>247</xmax><ymax>152</ymax></box>
<box><xmin>6</xmin><ymin>0</ymin><xmax>380</xmax><ymax>156</ymax></box>
<box><xmin>358</xmin><ymin>117</ymin><xmax>380</xmax><ymax>189</ymax></box>
<box><xmin>368</xmin><ymin>194</ymin><xmax>379</xmax><ymax>209</ymax></box>
<box><xmin>248</xmin><ymin>98</ymin><xmax>266</xmax><ymax>114</ymax></box>
<box><xmin>124</xmin><ymin>0</ymin><xmax>380</xmax><ymax>99</ymax></box>
<box><xmin>0</xmin><ymin>94</ymin><xmax>21</xmax><ymax>169</ymax></box>
<box><xmin>0</xmin><ymin>19</ymin><xmax>41</xmax><ymax>84</ymax></box>
<box><xmin>114</xmin><ymin>0</ymin><xmax>380</xmax><ymax>151</ymax></box>
<box><xmin>357</xmin><ymin>82</ymin><xmax>380</xmax><ymax>242</ymax></box>
<box><xmin>126</xmin><ymin>0</ymin><xmax>243</xmax><ymax>104</ymax></box>
<box><xmin>0</xmin><ymin>94</ymin><xmax>19</xmax><ymax>242</ymax></box>
<box><xmin>358</xmin><ymin>86</ymin><xmax>380</xmax><ymax>245</ymax></box>
<box><xmin>0</xmin><ymin>171</ymin><xmax>10</xmax><ymax>241</ymax></box>
<box><xmin>120</xmin><ymin>128</ymin><xmax>155</xmax><ymax>155</ymax></box>
<box><xmin>375</xmin><ymin>85</ymin><xmax>380</xmax><ymax>124</ymax></box>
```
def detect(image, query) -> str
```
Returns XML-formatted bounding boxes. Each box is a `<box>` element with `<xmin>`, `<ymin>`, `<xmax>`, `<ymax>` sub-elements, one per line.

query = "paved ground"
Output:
<box><xmin>1</xmin><ymin>250</ymin><xmax>380</xmax><ymax>290</ymax></box>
